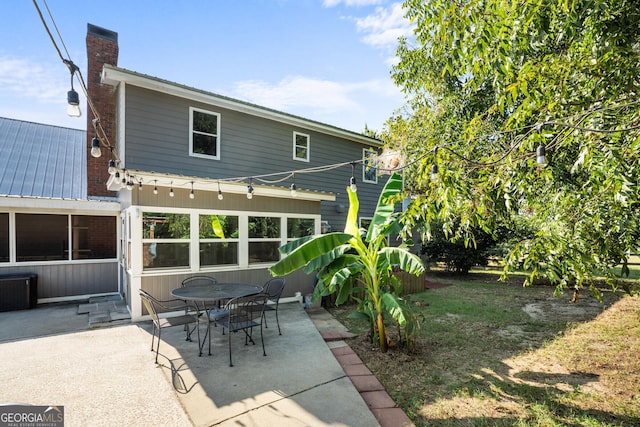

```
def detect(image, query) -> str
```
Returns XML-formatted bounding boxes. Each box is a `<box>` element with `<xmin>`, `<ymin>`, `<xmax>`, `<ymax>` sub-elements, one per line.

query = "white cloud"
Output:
<box><xmin>354</xmin><ymin>3</ymin><xmax>413</xmax><ymax>50</ymax></box>
<box><xmin>0</xmin><ymin>55</ymin><xmax>86</xmax><ymax>128</ymax></box>
<box><xmin>322</xmin><ymin>0</ymin><xmax>382</xmax><ymax>7</ymax></box>
<box><xmin>231</xmin><ymin>75</ymin><xmax>402</xmax><ymax>131</ymax></box>
<box><xmin>0</xmin><ymin>56</ymin><xmax>67</xmax><ymax>103</ymax></box>
<box><xmin>233</xmin><ymin>76</ymin><xmax>360</xmax><ymax>112</ymax></box>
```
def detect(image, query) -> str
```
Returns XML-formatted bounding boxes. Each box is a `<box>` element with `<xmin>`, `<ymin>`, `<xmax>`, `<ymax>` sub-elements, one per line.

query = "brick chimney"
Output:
<box><xmin>86</xmin><ymin>24</ymin><xmax>118</xmax><ymax>198</ymax></box>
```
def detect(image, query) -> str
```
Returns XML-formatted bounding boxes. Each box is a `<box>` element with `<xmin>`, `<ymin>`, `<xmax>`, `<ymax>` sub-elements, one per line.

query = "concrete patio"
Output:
<box><xmin>0</xmin><ymin>303</ymin><xmax>411</xmax><ymax>427</ymax></box>
<box><xmin>0</xmin><ymin>299</ymin><xmax>413</xmax><ymax>426</ymax></box>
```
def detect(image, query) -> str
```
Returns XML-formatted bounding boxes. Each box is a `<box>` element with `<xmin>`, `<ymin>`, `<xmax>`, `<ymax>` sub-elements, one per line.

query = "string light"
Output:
<box><xmin>247</xmin><ymin>179</ymin><xmax>254</xmax><ymax>199</ymax></box>
<box><xmin>189</xmin><ymin>181</ymin><xmax>195</xmax><ymax>199</ymax></box>
<box><xmin>33</xmin><ymin>1</ymin><xmax>640</xmax><ymax>200</ymax></box>
<box><xmin>169</xmin><ymin>182</ymin><xmax>174</xmax><ymax>198</ymax></box>
<box><xmin>290</xmin><ymin>173</ymin><xmax>297</xmax><ymax>197</ymax></box>
<box><xmin>349</xmin><ymin>162</ymin><xmax>357</xmax><ymax>192</ymax></box>
<box><xmin>153</xmin><ymin>179</ymin><xmax>158</xmax><ymax>195</ymax></box>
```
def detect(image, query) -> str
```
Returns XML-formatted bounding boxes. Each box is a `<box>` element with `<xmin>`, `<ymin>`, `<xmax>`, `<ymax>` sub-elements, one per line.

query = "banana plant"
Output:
<box><xmin>269</xmin><ymin>172</ymin><xmax>425</xmax><ymax>352</ymax></box>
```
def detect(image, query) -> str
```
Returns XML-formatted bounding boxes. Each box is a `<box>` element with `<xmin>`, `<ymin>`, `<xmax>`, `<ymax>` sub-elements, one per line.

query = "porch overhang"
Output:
<box><xmin>106</xmin><ymin>170</ymin><xmax>336</xmax><ymax>202</ymax></box>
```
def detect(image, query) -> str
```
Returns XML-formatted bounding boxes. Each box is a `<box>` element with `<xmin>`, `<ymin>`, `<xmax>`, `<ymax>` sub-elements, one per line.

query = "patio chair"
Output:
<box><xmin>139</xmin><ymin>290</ymin><xmax>197</xmax><ymax>364</ymax></box>
<box><xmin>215</xmin><ymin>293</ymin><xmax>269</xmax><ymax>367</ymax></box>
<box><xmin>261</xmin><ymin>278</ymin><xmax>286</xmax><ymax>335</ymax></box>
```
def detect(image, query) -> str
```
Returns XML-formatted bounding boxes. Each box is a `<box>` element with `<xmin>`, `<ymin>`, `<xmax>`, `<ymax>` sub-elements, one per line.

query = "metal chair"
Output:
<box><xmin>139</xmin><ymin>290</ymin><xmax>197</xmax><ymax>364</ymax></box>
<box><xmin>261</xmin><ymin>278</ymin><xmax>286</xmax><ymax>335</ymax></box>
<box><xmin>215</xmin><ymin>293</ymin><xmax>269</xmax><ymax>367</ymax></box>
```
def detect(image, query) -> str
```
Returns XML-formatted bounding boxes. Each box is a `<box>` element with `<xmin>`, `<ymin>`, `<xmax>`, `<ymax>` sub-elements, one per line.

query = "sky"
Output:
<box><xmin>0</xmin><ymin>0</ymin><xmax>414</xmax><ymax>134</ymax></box>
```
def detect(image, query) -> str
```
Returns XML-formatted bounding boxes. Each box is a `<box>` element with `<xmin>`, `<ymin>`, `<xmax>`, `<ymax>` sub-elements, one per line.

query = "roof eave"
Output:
<box><xmin>101</xmin><ymin>65</ymin><xmax>383</xmax><ymax>147</ymax></box>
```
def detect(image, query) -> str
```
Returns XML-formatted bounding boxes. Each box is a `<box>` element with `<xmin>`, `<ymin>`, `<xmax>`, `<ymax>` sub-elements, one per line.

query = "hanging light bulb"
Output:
<box><xmin>138</xmin><ymin>180</ymin><xmax>143</xmax><ymax>191</ymax></box>
<box><xmin>247</xmin><ymin>179</ymin><xmax>254</xmax><ymax>199</ymax></box>
<box><xmin>217</xmin><ymin>181</ymin><xmax>224</xmax><ymax>200</ymax></box>
<box><xmin>349</xmin><ymin>163</ymin><xmax>357</xmax><ymax>192</ymax></box>
<box><xmin>153</xmin><ymin>180</ymin><xmax>158</xmax><ymax>195</ymax></box>
<box><xmin>290</xmin><ymin>174</ymin><xmax>297</xmax><ymax>197</ymax></box>
<box><xmin>107</xmin><ymin>159</ymin><xmax>116</xmax><ymax>175</ymax></box>
<box><xmin>126</xmin><ymin>180</ymin><xmax>134</xmax><ymax>191</ymax></box>
<box><xmin>189</xmin><ymin>182</ymin><xmax>195</xmax><ymax>199</ymax></box>
<box><xmin>169</xmin><ymin>184</ymin><xmax>174</xmax><ymax>198</ymax></box>
<box><xmin>90</xmin><ymin>136</ymin><xmax>102</xmax><ymax>158</ymax></box>
<box><xmin>536</xmin><ymin>143</ymin><xmax>547</xmax><ymax>167</ymax></box>
<box><xmin>430</xmin><ymin>164</ymin><xmax>439</xmax><ymax>182</ymax></box>
<box><xmin>64</xmin><ymin>60</ymin><xmax>81</xmax><ymax>118</ymax></box>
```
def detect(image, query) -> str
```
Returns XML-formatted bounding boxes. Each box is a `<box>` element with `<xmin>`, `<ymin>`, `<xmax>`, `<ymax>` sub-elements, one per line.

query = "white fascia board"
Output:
<box><xmin>107</xmin><ymin>170</ymin><xmax>335</xmax><ymax>202</ymax></box>
<box><xmin>0</xmin><ymin>196</ymin><xmax>120</xmax><ymax>213</ymax></box>
<box><xmin>101</xmin><ymin>65</ymin><xmax>382</xmax><ymax>147</ymax></box>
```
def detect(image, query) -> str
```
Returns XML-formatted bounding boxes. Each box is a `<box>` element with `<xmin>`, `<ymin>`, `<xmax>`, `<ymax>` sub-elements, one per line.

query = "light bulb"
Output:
<box><xmin>349</xmin><ymin>176</ymin><xmax>357</xmax><ymax>192</ymax></box>
<box><xmin>90</xmin><ymin>137</ymin><xmax>101</xmax><ymax>158</ymax></box>
<box><xmin>217</xmin><ymin>190</ymin><xmax>223</xmax><ymax>200</ymax></box>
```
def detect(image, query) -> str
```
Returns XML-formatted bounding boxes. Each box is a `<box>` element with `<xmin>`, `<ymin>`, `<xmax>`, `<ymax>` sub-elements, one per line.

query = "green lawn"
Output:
<box><xmin>330</xmin><ymin>273</ymin><xmax>640</xmax><ymax>426</ymax></box>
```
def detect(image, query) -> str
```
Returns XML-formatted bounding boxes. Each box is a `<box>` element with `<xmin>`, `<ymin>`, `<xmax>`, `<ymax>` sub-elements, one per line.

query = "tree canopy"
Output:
<box><xmin>386</xmin><ymin>0</ymin><xmax>640</xmax><ymax>294</ymax></box>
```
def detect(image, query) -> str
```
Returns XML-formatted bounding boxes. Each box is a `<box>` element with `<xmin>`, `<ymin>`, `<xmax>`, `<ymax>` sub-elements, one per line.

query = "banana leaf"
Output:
<box><xmin>366</xmin><ymin>172</ymin><xmax>403</xmax><ymax>243</ymax></box>
<box><xmin>269</xmin><ymin>232</ymin><xmax>353</xmax><ymax>276</ymax></box>
<box><xmin>377</xmin><ymin>247</ymin><xmax>425</xmax><ymax>276</ymax></box>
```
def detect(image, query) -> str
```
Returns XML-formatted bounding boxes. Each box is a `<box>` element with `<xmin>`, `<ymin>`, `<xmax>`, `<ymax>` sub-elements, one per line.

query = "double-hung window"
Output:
<box><xmin>293</xmin><ymin>132</ymin><xmax>310</xmax><ymax>162</ymax></box>
<box><xmin>190</xmin><ymin>107</ymin><xmax>220</xmax><ymax>159</ymax></box>
<box><xmin>199</xmin><ymin>214</ymin><xmax>239</xmax><ymax>267</ymax></box>
<box><xmin>362</xmin><ymin>148</ymin><xmax>378</xmax><ymax>184</ymax></box>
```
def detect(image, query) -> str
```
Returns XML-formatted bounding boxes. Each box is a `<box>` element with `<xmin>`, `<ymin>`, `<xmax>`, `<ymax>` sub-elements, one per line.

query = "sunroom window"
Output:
<box><xmin>199</xmin><ymin>214</ymin><xmax>239</xmax><ymax>267</ymax></box>
<box><xmin>287</xmin><ymin>218</ymin><xmax>315</xmax><ymax>241</ymax></box>
<box><xmin>0</xmin><ymin>213</ymin><xmax>7</xmax><ymax>263</ymax></box>
<box><xmin>248</xmin><ymin>216</ymin><xmax>281</xmax><ymax>264</ymax></box>
<box><xmin>190</xmin><ymin>107</ymin><xmax>220</xmax><ymax>159</ymax></box>
<box><xmin>143</xmin><ymin>212</ymin><xmax>190</xmax><ymax>269</ymax></box>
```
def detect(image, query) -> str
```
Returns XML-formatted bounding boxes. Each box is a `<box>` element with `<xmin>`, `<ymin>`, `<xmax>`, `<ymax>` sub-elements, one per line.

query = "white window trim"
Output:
<box><xmin>137</xmin><ymin>207</ymin><xmax>320</xmax><ymax>274</ymax></box>
<box><xmin>293</xmin><ymin>131</ymin><xmax>310</xmax><ymax>162</ymax></box>
<box><xmin>189</xmin><ymin>106</ymin><xmax>221</xmax><ymax>160</ymax></box>
<box><xmin>362</xmin><ymin>148</ymin><xmax>378</xmax><ymax>184</ymax></box>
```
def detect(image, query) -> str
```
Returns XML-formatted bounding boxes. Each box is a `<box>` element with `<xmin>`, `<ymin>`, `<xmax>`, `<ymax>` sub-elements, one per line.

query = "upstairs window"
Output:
<box><xmin>293</xmin><ymin>132</ymin><xmax>310</xmax><ymax>162</ymax></box>
<box><xmin>362</xmin><ymin>148</ymin><xmax>378</xmax><ymax>184</ymax></box>
<box><xmin>190</xmin><ymin>107</ymin><xmax>220</xmax><ymax>160</ymax></box>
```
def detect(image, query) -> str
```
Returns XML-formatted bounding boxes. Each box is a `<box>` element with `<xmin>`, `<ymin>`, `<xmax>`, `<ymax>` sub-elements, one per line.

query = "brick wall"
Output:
<box><xmin>86</xmin><ymin>24</ymin><xmax>119</xmax><ymax>198</ymax></box>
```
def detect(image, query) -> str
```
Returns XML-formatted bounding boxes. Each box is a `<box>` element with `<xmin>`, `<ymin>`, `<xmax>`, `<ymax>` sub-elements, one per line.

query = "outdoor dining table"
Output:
<box><xmin>171</xmin><ymin>282</ymin><xmax>263</xmax><ymax>356</ymax></box>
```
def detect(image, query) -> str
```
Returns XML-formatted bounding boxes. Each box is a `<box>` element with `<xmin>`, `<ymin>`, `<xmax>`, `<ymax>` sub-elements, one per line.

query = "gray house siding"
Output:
<box><xmin>0</xmin><ymin>262</ymin><xmax>118</xmax><ymax>301</ymax></box>
<box><xmin>121</xmin><ymin>85</ymin><xmax>385</xmax><ymax>230</ymax></box>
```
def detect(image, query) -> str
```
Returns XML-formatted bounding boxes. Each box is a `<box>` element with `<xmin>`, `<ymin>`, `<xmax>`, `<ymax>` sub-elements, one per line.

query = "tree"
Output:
<box><xmin>387</xmin><ymin>0</ymin><xmax>640</xmax><ymax>295</ymax></box>
<box><xmin>269</xmin><ymin>173</ymin><xmax>425</xmax><ymax>352</ymax></box>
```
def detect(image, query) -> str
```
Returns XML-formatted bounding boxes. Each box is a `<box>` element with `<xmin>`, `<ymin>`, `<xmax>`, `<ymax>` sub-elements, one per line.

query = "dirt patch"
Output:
<box><xmin>425</xmin><ymin>280</ymin><xmax>453</xmax><ymax>289</ymax></box>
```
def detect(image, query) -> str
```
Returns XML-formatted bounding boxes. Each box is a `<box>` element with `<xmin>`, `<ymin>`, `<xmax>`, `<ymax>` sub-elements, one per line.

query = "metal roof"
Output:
<box><xmin>0</xmin><ymin>117</ymin><xmax>87</xmax><ymax>199</ymax></box>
